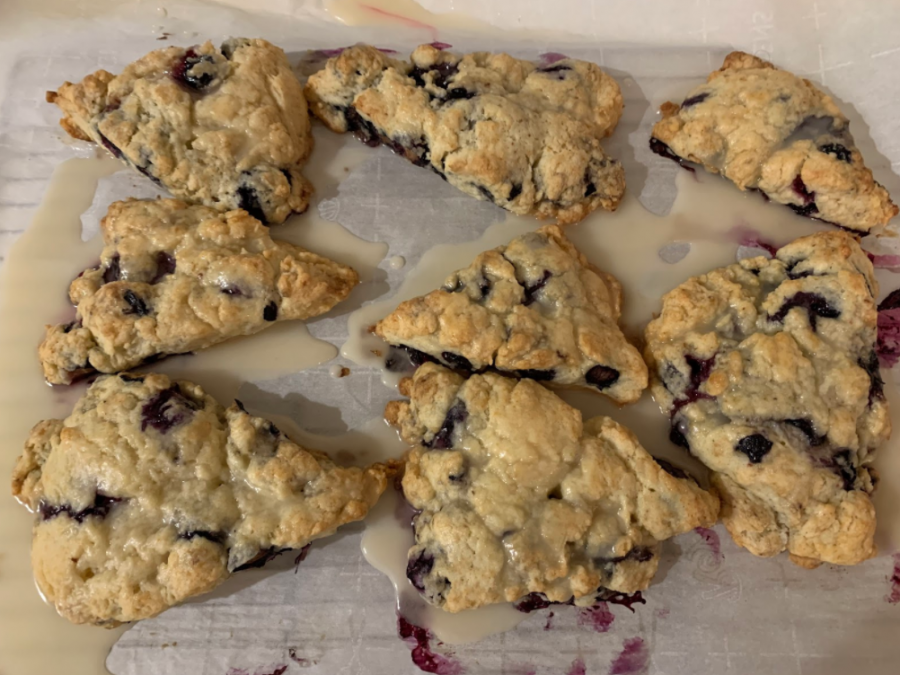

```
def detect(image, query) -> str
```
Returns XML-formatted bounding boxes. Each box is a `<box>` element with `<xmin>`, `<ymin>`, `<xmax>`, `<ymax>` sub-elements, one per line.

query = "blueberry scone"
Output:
<box><xmin>650</xmin><ymin>51</ymin><xmax>897</xmax><ymax>233</ymax></box>
<box><xmin>375</xmin><ymin>225</ymin><xmax>647</xmax><ymax>404</ymax></box>
<box><xmin>11</xmin><ymin>372</ymin><xmax>395</xmax><ymax>626</ymax></box>
<box><xmin>385</xmin><ymin>363</ymin><xmax>719</xmax><ymax>611</ymax></box>
<box><xmin>305</xmin><ymin>44</ymin><xmax>625</xmax><ymax>225</ymax></box>
<box><xmin>48</xmin><ymin>39</ymin><xmax>313</xmax><ymax>224</ymax></box>
<box><xmin>644</xmin><ymin>231</ymin><xmax>890</xmax><ymax>567</ymax></box>
<box><xmin>39</xmin><ymin>199</ymin><xmax>358</xmax><ymax>385</ymax></box>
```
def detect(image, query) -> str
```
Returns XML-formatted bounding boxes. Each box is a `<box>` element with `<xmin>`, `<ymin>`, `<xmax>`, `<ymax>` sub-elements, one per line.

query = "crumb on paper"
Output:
<box><xmin>371</xmin><ymin>348</ymin><xmax>382</xmax><ymax>357</ymax></box>
<box><xmin>340</xmin><ymin>367</ymin><xmax>350</xmax><ymax>378</ymax></box>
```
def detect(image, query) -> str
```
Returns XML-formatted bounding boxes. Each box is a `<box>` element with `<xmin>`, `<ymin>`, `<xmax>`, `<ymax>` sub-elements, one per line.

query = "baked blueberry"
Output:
<box><xmin>645</xmin><ymin>230</ymin><xmax>886</xmax><ymax>567</ymax></box>
<box><xmin>11</xmin><ymin>372</ymin><xmax>395</xmax><ymax>626</ymax></box>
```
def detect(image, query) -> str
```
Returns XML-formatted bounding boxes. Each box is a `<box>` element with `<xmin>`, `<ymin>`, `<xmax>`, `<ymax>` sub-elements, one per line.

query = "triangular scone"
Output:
<box><xmin>644</xmin><ymin>231</ymin><xmax>889</xmax><ymax>567</ymax></box>
<box><xmin>11</xmin><ymin>373</ymin><xmax>396</xmax><ymax>626</ymax></box>
<box><xmin>48</xmin><ymin>39</ymin><xmax>312</xmax><ymax>224</ymax></box>
<box><xmin>305</xmin><ymin>44</ymin><xmax>625</xmax><ymax>225</ymax></box>
<box><xmin>374</xmin><ymin>225</ymin><xmax>648</xmax><ymax>404</ymax></box>
<box><xmin>651</xmin><ymin>51</ymin><xmax>897</xmax><ymax>233</ymax></box>
<box><xmin>39</xmin><ymin>199</ymin><xmax>358</xmax><ymax>385</ymax></box>
<box><xmin>385</xmin><ymin>363</ymin><xmax>719</xmax><ymax>612</ymax></box>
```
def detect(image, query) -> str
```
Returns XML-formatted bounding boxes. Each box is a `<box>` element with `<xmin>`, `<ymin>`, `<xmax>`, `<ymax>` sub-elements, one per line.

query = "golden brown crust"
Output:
<box><xmin>11</xmin><ymin>373</ymin><xmax>394</xmax><ymax>626</ymax></box>
<box><xmin>38</xmin><ymin>199</ymin><xmax>358</xmax><ymax>384</ymax></box>
<box><xmin>388</xmin><ymin>363</ymin><xmax>718</xmax><ymax>612</ymax></box>
<box><xmin>651</xmin><ymin>51</ymin><xmax>897</xmax><ymax>233</ymax></box>
<box><xmin>645</xmin><ymin>231</ymin><xmax>887</xmax><ymax>567</ymax></box>
<box><xmin>305</xmin><ymin>44</ymin><xmax>625</xmax><ymax>225</ymax></box>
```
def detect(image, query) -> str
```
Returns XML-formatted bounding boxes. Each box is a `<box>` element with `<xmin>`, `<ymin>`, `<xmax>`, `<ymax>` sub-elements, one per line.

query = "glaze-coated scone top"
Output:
<box><xmin>385</xmin><ymin>363</ymin><xmax>719</xmax><ymax>612</ymax></box>
<box><xmin>39</xmin><ymin>199</ymin><xmax>358</xmax><ymax>384</ymax></box>
<box><xmin>374</xmin><ymin>224</ymin><xmax>648</xmax><ymax>404</ymax></box>
<box><xmin>305</xmin><ymin>44</ymin><xmax>625</xmax><ymax>224</ymax></box>
<box><xmin>48</xmin><ymin>38</ymin><xmax>313</xmax><ymax>224</ymax></box>
<box><xmin>651</xmin><ymin>51</ymin><xmax>897</xmax><ymax>232</ymax></box>
<box><xmin>11</xmin><ymin>372</ymin><xmax>395</xmax><ymax>626</ymax></box>
<box><xmin>644</xmin><ymin>231</ymin><xmax>889</xmax><ymax>566</ymax></box>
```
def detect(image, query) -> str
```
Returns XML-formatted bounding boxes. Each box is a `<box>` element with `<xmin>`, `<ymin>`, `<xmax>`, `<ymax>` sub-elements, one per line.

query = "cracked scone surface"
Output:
<box><xmin>39</xmin><ymin>198</ymin><xmax>358</xmax><ymax>385</ymax></box>
<box><xmin>644</xmin><ymin>231</ymin><xmax>890</xmax><ymax>567</ymax></box>
<box><xmin>305</xmin><ymin>44</ymin><xmax>625</xmax><ymax>225</ymax></box>
<box><xmin>10</xmin><ymin>372</ymin><xmax>394</xmax><ymax>626</ymax></box>
<box><xmin>48</xmin><ymin>38</ymin><xmax>313</xmax><ymax>224</ymax></box>
<box><xmin>375</xmin><ymin>224</ymin><xmax>647</xmax><ymax>404</ymax></box>
<box><xmin>384</xmin><ymin>363</ymin><xmax>719</xmax><ymax>612</ymax></box>
<box><xmin>650</xmin><ymin>51</ymin><xmax>897</xmax><ymax>233</ymax></box>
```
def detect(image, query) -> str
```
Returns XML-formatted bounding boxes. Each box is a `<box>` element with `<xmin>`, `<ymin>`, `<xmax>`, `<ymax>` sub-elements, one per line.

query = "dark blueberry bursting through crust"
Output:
<box><xmin>596</xmin><ymin>589</ymin><xmax>647</xmax><ymax>612</ymax></box>
<box><xmin>516</xmin><ymin>368</ymin><xmax>556</xmax><ymax>381</ymax></box>
<box><xmin>409</xmin><ymin>61</ymin><xmax>459</xmax><ymax>90</ymax></box>
<box><xmin>233</xmin><ymin>547</ymin><xmax>290</xmax><ymax>572</ymax></box>
<box><xmin>443</xmin><ymin>87</ymin><xmax>474</xmax><ymax>101</ymax></box>
<box><xmin>831</xmin><ymin>449</ymin><xmax>858</xmax><ymax>490</ymax></box>
<box><xmin>791</xmin><ymin>176</ymin><xmax>815</xmax><ymax>204</ymax></box>
<box><xmin>789</xmin><ymin>202</ymin><xmax>819</xmax><ymax>217</ymax></box>
<box><xmin>97</xmin><ymin>130</ymin><xmax>123</xmax><ymax>159</ymax></box>
<box><xmin>151</xmin><ymin>251</ymin><xmax>176</xmax><ymax>284</ymax></box>
<box><xmin>237</xmin><ymin>184</ymin><xmax>267</xmax><ymax>223</ymax></box>
<box><xmin>344</xmin><ymin>107</ymin><xmax>381</xmax><ymax>147</ymax></box>
<box><xmin>538</xmin><ymin>64</ymin><xmax>572</xmax><ymax>73</ymax></box>
<box><xmin>385</xmin><ymin>345</ymin><xmax>437</xmax><ymax>372</ymax></box>
<box><xmin>597</xmin><ymin>546</ymin><xmax>654</xmax><ymax>568</ymax></box>
<box><xmin>656</xmin><ymin>458</ymin><xmax>691</xmax><ymax>481</ymax></box>
<box><xmin>141</xmin><ymin>385</ymin><xmax>202</xmax><ymax>433</ymax></box>
<box><xmin>478</xmin><ymin>276</ymin><xmax>492</xmax><ymax>299</ymax></box>
<box><xmin>425</xmin><ymin>401</ymin><xmax>468</xmax><ymax>450</ymax></box>
<box><xmin>122</xmin><ymin>289</ymin><xmax>150</xmax><ymax>316</ymax></box>
<box><xmin>171</xmin><ymin>49</ymin><xmax>217</xmax><ymax>91</ymax></box>
<box><xmin>476</xmin><ymin>184</ymin><xmax>496</xmax><ymax>204</ymax></box>
<box><xmin>220</xmin><ymin>284</ymin><xmax>244</xmax><ymax>297</ymax></box>
<box><xmin>586</xmin><ymin>365</ymin><xmax>620</xmax><ymax>390</ymax></box>
<box><xmin>584</xmin><ymin>167</ymin><xmax>597</xmax><ymax>197</ymax></box>
<box><xmin>878</xmin><ymin>288</ymin><xmax>900</xmax><ymax>312</ymax></box>
<box><xmin>735</xmin><ymin>434</ymin><xmax>773</xmax><ymax>464</ymax></box>
<box><xmin>406</xmin><ymin>550</ymin><xmax>434</xmax><ymax>592</ymax></box>
<box><xmin>522</xmin><ymin>270</ymin><xmax>552</xmax><ymax>306</ymax></box>
<box><xmin>180</xmin><ymin>530</ymin><xmax>227</xmax><ymax>545</ymax></box>
<box><xmin>118</xmin><ymin>373</ymin><xmax>145</xmax><ymax>383</ymax></box>
<box><xmin>649</xmin><ymin>138</ymin><xmax>696</xmax><ymax>173</ymax></box>
<box><xmin>514</xmin><ymin>592</ymin><xmax>554</xmax><ymax>613</ymax></box>
<box><xmin>860</xmin><ymin>351</ymin><xmax>885</xmax><ymax>403</ymax></box>
<box><xmin>819</xmin><ymin>143</ymin><xmax>852</xmax><ymax>163</ymax></box>
<box><xmin>102</xmin><ymin>254</ymin><xmax>121</xmax><ymax>284</ymax></box>
<box><xmin>681</xmin><ymin>92</ymin><xmax>710</xmax><ymax>108</ymax></box>
<box><xmin>784</xmin><ymin>418</ymin><xmax>827</xmax><ymax>446</ymax></box>
<box><xmin>669</xmin><ymin>423</ymin><xmax>690</xmax><ymax>449</ymax></box>
<box><xmin>443</xmin><ymin>278</ymin><xmax>465</xmax><ymax>293</ymax></box>
<box><xmin>62</xmin><ymin>321</ymin><xmax>79</xmax><ymax>334</ymax></box>
<box><xmin>508</xmin><ymin>183</ymin><xmax>523</xmax><ymax>201</ymax></box>
<box><xmin>263</xmin><ymin>301</ymin><xmax>278</xmax><ymax>322</ymax></box>
<box><xmin>768</xmin><ymin>292</ymin><xmax>840</xmax><ymax>331</ymax></box>
<box><xmin>39</xmin><ymin>493</ymin><xmax>124</xmax><ymax>523</ymax></box>
<box><xmin>136</xmin><ymin>162</ymin><xmax>162</xmax><ymax>186</ymax></box>
<box><xmin>441</xmin><ymin>351</ymin><xmax>473</xmax><ymax>371</ymax></box>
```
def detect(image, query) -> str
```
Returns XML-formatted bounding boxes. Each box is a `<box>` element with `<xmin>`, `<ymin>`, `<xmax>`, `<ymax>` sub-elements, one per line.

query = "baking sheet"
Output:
<box><xmin>2</xmin><ymin>1</ymin><xmax>900</xmax><ymax>674</ymax></box>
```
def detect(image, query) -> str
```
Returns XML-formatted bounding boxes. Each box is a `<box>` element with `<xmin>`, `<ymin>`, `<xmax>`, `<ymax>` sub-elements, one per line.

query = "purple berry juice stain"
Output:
<box><xmin>867</xmin><ymin>251</ymin><xmax>900</xmax><ymax>272</ymax></box>
<box><xmin>695</xmin><ymin>527</ymin><xmax>723</xmax><ymax>563</ymax></box>
<box><xmin>544</xmin><ymin>610</ymin><xmax>555</xmax><ymax>631</ymax></box>
<box><xmin>656</xmin><ymin>607</ymin><xmax>670</xmax><ymax>619</ymax></box>
<box><xmin>887</xmin><ymin>553</ymin><xmax>900</xmax><ymax>604</ymax></box>
<box><xmin>577</xmin><ymin>602</ymin><xmax>615</xmax><ymax>633</ymax></box>
<box><xmin>566</xmin><ymin>657</ymin><xmax>587</xmax><ymax>675</ymax></box>
<box><xmin>398</xmin><ymin>615</ymin><xmax>464</xmax><ymax>674</ymax></box>
<box><xmin>609</xmin><ymin>637</ymin><xmax>648</xmax><ymax>675</ymax></box>
<box><xmin>731</xmin><ymin>225</ymin><xmax>779</xmax><ymax>256</ymax></box>
<box><xmin>539</xmin><ymin>51</ymin><xmax>569</xmax><ymax>65</ymax></box>
<box><xmin>877</xmin><ymin>289</ymin><xmax>900</xmax><ymax>367</ymax></box>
